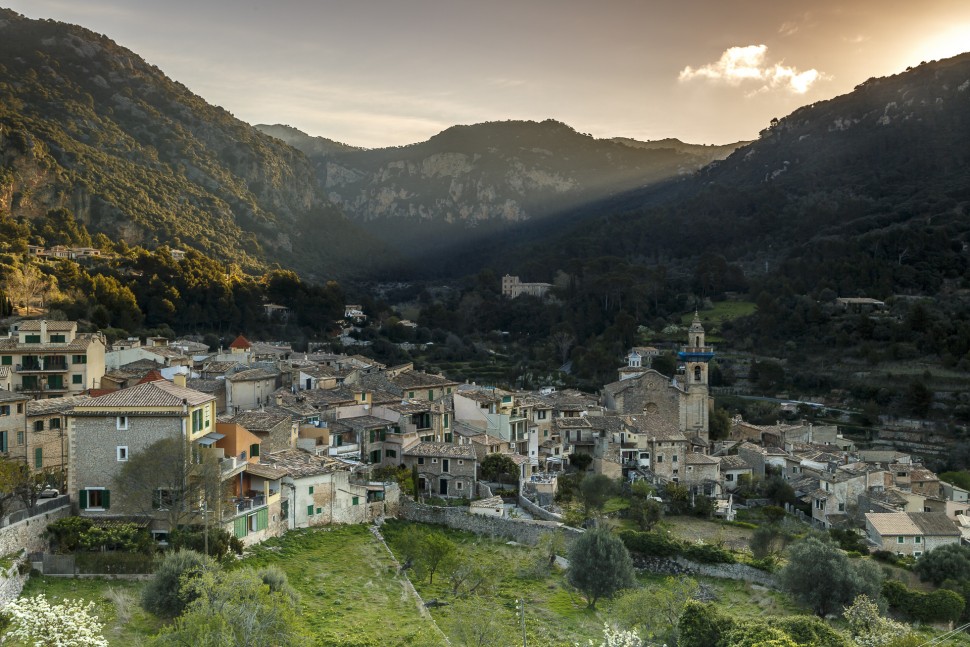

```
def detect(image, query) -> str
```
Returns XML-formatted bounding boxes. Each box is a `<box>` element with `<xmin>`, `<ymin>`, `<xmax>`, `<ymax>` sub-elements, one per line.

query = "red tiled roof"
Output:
<box><xmin>229</xmin><ymin>334</ymin><xmax>251</xmax><ymax>349</ymax></box>
<box><xmin>137</xmin><ymin>369</ymin><xmax>166</xmax><ymax>384</ymax></box>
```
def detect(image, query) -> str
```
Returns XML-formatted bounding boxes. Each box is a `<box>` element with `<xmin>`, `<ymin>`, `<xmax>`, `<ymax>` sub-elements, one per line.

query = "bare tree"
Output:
<box><xmin>550</xmin><ymin>329</ymin><xmax>576</xmax><ymax>365</ymax></box>
<box><xmin>4</xmin><ymin>263</ymin><xmax>53</xmax><ymax>315</ymax></box>
<box><xmin>113</xmin><ymin>437</ymin><xmax>224</xmax><ymax>529</ymax></box>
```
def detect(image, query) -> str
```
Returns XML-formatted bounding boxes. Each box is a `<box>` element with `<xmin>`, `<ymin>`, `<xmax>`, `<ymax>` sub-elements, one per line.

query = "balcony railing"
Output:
<box><xmin>16</xmin><ymin>362</ymin><xmax>68</xmax><ymax>373</ymax></box>
<box><xmin>16</xmin><ymin>383</ymin><xmax>68</xmax><ymax>392</ymax></box>
<box><xmin>329</xmin><ymin>443</ymin><xmax>360</xmax><ymax>456</ymax></box>
<box><xmin>234</xmin><ymin>494</ymin><xmax>266</xmax><ymax>514</ymax></box>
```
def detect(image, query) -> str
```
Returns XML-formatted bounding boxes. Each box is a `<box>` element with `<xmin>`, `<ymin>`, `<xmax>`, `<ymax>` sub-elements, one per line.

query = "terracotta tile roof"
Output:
<box><xmin>404</xmin><ymin>442</ymin><xmax>476</xmax><ymax>459</ymax></box>
<box><xmin>260</xmin><ymin>448</ymin><xmax>349</xmax><ymax>478</ymax></box>
<box><xmin>137</xmin><ymin>369</ymin><xmax>166</xmax><ymax>384</ymax></box>
<box><xmin>16</xmin><ymin>320</ymin><xmax>77</xmax><ymax>331</ymax></box>
<box><xmin>866</xmin><ymin>512</ymin><xmax>923</xmax><ymax>536</ymax></box>
<box><xmin>719</xmin><ymin>455</ymin><xmax>752</xmax><ymax>470</ymax></box>
<box><xmin>229</xmin><ymin>411</ymin><xmax>291</xmax><ymax>432</ymax></box>
<box><xmin>74</xmin><ymin>380</ymin><xmax>214</xmax><ymax>409</ymax></box>
<box><xmin>686</xmin><ymin>452</ymin><xmax>719</xmax><ymax>465</ymax></box>
<box><xmin>331</xmin><ymin>415</ymin><xmax>397</xmax><ymax>432</ymax></box>
<box><xmin>27</xmin><ymin>394</ymin><xmax>93</xmax><ymax>415</ymax></box>
<box><xmin>0</xmin><ymin>333</ymin><xmax>101</xmax><ymax>352</ymax></box>
<box><xmin>911</xmin><ymin>512</ymin><xmax>961</xmax><ymax>536</ymax></box>
<box><xmin>227</xmin><ymin>367</ymin><xmax>278</xmax><ymax>382</ymax></box>
<box><xmin>244</xmin><ymin>462</ymin><xmax>288</xmax><ymax>480</ymax></box>
<box><xmin>389</xmin><ymin>370</ymin><xmax>458</xmax><ymax>390</ymax></box>
<box><xmin>229</xmin><ymin>335</ymin><xmax>251</xmax><ymax>350</ymax></box>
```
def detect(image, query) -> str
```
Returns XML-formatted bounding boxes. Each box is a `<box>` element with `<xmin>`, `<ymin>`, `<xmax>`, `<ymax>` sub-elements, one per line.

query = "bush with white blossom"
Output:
<box><xmin>581</xmin><ymin>624</ymin><xmax>666</xmax><ymax>647</ymax></box>
<box><xmin>2</xmin><ymin>594</ymin><xmax>108</xmax><ymax>647</ymax></box>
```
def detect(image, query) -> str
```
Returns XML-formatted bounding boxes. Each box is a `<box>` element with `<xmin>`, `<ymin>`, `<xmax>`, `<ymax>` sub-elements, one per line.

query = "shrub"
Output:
<box><xmin>141</xmin><ymin>550</ymin><xmax>218</xmax><ymax>619</ymax></box>
<box><xmin>883</xmin><ymin>579</ymin><xmax>965</xmax><ymax>624</ymax></box>
<box><xmin>678</xmin><ymin>600</ymin><xmax>736</xmax><ymax>647</ymax></box>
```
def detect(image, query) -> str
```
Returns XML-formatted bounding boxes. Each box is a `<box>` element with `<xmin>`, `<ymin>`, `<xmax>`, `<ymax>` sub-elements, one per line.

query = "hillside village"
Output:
<box><xmin>0</xmin><ymin>311</ymin><xmax>966</xmax><ymax>557</ymax></box>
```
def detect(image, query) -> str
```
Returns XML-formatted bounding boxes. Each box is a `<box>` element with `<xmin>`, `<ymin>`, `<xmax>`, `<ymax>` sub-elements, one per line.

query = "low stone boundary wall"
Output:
<box><xmin>398</xmin><ymin>497</ymin><xmax>581</xmax><ymax>546</ymax></box>
<box><xmin>518</xmin><ymin>494</ymin><xmax>563</xmax><ymax>522</ymax></box>
<box><xmin>0</xmin><ymin>503</ymin><xmax>71</xmax><ymax>557</ymax></box>
<box><xmin>0</xmin><ymin>559</ymin><xmax>28</xmax><ymax>608</ymax></box>
<box><xmin>633</xmin><ymin>555</ymin><xmax>777</xmax><ymax>588</ymax></box>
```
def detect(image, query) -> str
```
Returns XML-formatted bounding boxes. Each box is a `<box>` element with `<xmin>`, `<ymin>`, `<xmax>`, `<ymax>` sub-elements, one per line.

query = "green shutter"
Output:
<box><xmin>444</xmin><ymin>414</ymin><xmax>450</xmax><ymax>429</ymax></box>
<box><xmin>79</xmin><ymin>489</ymin><xmax>88</xmax><ymax>509</ymax></box>
<box><xmin>102</xmin><ymin>490</ymin><xmax>110</xmax><ymax>510</ymax></box>
<box><xmin>352</xmin><ymin>496</ymin><xmax>359</xmax><ymax>506</ymax></box>
<box><xmin>0</xmin><ymin>356</ymin><xmax>10</xmax><ymax>365</ymax></box>
<box><xmin>234</xmin><ymin>516</ymin><xmax>248</xmax><ymax>538</ymax></box>
<box><xmin>256</xmin><ymin>508</ymin><xmax>269</xmax><ymax>531</ymax></box>
<box><xmin>308</xmin><ymin>486</ymin><xmax>314</xmax><ymax>495</ymax></box>
<box><xmin>250</xmin><ymin>443</ymin><xmax>260</xmax><ymax>457</ymax></box>
<box><xmin>307</xmin><ymin>505</ymin><xmax>314</xmax><ymax>516</ymax></box>
<box><xmin>34</xmin><ymin>447</ymin><xmax>42</xmax><ymax>469</ymax></box>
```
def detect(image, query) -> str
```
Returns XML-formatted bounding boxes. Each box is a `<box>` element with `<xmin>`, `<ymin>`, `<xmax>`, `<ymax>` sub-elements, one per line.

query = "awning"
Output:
<box><xmin>196</xmin><ymin>432</ymin><xmax>226</xmax><ymax>447</ymax></box>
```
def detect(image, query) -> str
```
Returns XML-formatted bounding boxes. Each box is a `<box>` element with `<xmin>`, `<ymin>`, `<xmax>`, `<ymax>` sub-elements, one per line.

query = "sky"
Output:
<box><xmin>5</xmin><ymin>0</ymin><xmax>970</xmax><ymax>148</ymax></box>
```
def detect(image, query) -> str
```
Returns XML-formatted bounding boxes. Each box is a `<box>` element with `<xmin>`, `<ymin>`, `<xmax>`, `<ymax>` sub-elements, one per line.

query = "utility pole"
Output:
<box><xmin>517</xmin><ymin>598</ymin><xmax>526</xmax><ymax>647</ymax></box>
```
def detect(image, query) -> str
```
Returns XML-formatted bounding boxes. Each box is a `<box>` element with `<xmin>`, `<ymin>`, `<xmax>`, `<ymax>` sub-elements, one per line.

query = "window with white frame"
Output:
<box><xmin>116</xmin><ymin>416</ymin><xmax>128</xmax><ymax>430</ymax></box>
<box><xmin>117</xmin><ymin>446</ymin><xmax>128</xmax><ymax>462</ymax></box>
<box><xmin>896</xmin><ymin>536</ymin><xmax>904</xmax><ymax>544</ymax></box>
<box><xmin>80</xmin><ymin>488</ymin><xmax>109</xmax><ymax>510</ymax></box>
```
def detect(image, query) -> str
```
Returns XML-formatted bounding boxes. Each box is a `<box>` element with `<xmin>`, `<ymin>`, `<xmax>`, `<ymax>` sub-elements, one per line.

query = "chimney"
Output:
<box><xmin>40</xmin><ymin>320</ymin><xmax>47</xmax><ymax>340</ymax></box>
<box><xmin>173</xmin><ymin>372</ymin><xmax>187</xmax><ymax>388</ymax></box>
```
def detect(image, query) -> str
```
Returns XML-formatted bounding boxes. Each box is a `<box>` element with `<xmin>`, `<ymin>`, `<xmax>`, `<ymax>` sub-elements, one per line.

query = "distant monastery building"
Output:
<box><xmin>501</xmin><ymin>275</ymin><xmax>552</xmax><ymax>299</ymax></box>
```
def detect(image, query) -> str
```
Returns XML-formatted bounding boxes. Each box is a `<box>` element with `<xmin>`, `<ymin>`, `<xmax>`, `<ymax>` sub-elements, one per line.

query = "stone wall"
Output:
<box><xmin>633</xmin><ymin>554</ymin><xmax>777</xmax><ymax>588</ymax></box>
<box><xmin>398</xmin><ymin>497</ymin><xmax>581</xmax><ymax>546</ymax></box>
<box><xmin>0</xmin><ymin>503</ymin><xmax>70</xmax><ymax>556</ymax></box>
<box><xmin>0</xmin><ymin>503</ymin><xmax>71</xmax><ymax>608</ymax></box>
<box><xmin>518</xmin><ymin>493</ymin><xmax>563</xmax><ymax>522</ymax></box>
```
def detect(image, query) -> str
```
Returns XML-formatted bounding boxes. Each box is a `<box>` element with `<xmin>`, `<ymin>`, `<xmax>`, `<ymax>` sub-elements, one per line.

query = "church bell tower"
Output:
<box><xmin>678</xmin><ymin>312</ymin><xmax>714</xmax><ymax>442</ymax></box>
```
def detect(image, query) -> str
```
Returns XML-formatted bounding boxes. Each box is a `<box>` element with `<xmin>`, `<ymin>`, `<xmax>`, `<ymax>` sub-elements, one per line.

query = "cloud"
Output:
<box><xmin>678</xmin><ymin>45</ymin><xmax>823</xmax><ymax>94</ymax></box>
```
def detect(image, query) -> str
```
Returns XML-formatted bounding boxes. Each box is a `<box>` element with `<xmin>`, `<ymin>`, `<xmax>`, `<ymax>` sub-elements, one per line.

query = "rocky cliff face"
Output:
<box><xmin>0</xmin><ymin>9</ymin><xmax>364</xmax><ymax>274</ymax></box>
<box><xmin>257</xmin><ymin>120</ymin><xmax>744</xmax><ymax>250</ymax></box>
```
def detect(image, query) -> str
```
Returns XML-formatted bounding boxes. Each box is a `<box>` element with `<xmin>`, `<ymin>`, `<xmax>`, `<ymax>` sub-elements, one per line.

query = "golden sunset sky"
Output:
<box><xmin>6</xmin><ymin>0</ymin><xmax>970</xmax><ymax>147</ymax></box>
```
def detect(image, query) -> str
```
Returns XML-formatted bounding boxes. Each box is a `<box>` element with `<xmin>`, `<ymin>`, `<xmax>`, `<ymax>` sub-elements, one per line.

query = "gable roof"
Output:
<box><xmin>404</xmin><ymin>442</ymin><xmax>476</xmax><ymax>459</ymax></box>
<box><xmin>74</xmin><ymin>380</ymin><xmax>214</xmax><ymax>409</ymax></box>
<box><xmin>229</xmin><ymin>335</ymin><xmax>252</xmax><ymax>350</ymax></box>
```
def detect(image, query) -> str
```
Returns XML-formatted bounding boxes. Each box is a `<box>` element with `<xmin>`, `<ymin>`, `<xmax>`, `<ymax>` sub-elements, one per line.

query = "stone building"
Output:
<box><xmin>403</xmin><ymin>442</ymin><xmax>477</xmax><ymax>498</ymax></box>
<box><xmin>602</xmin><ymin>313</ymin><xmax>713</xmax><ymax>446</ymax></box>
<box><xmin>0</xmin><ymin>320</ymin><xmax>106</xmax><ymax>397</ymax></box>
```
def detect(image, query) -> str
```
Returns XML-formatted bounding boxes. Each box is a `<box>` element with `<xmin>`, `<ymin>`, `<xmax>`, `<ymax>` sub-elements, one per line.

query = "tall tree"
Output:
<box><xmin>567</xmin><ymin>527</ymin><xmax>636</xmax><ymax>609</ymax></box>
<box><xmin>779</xmin><ymin>536</ymin><xmax>883</xmax><ymax>617</ymax></box>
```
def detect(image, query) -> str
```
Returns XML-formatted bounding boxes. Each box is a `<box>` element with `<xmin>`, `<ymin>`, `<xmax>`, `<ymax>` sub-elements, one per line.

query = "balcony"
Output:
<box><xmin>233</xmin><ymin>494</ymin><xmax>266</xmax><ymax>514</ymax></box>
<box><xmin>328</xmin><ymin>442</ymin><xmax>360</xmax><ymax>456</ymax></box>
<box><xmin>16</xmin><ymin>361</ymin><xmax>68</xmax><ymax>373</ymax></box>
<box><xmin>16</xmin><ymin>383</ymin><xmax>68</xmax><ymax>393</ymax></box>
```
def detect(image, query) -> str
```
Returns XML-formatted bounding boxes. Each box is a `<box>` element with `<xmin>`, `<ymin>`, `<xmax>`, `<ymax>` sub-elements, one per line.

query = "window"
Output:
<box><xmin>249</xmin><ymin>508</ymin><xmax>268</xmax><ymax>532</ymax></box>
<box><xmin>431</xmin><ymin>458</ymin><xmax>438</xmax><ymax>464</ymax></box>
<box><xmin>915</xmin><ymin>536</ymin><xmax>922</xmax><ymax>544</ymax></box>
<box><xmin>446</xmin><ymin>387</ymin><xmax>452</xmax><ymax>394</ymax></box>
<box><xmin>72</xmin><ymin>375</ymin><xmax>82</xmax><ymax>385</ymax></box>
<box><xmin>307</xmin><ymin>505</ymin><xmax>314</xmax><ymax>516</ymax></box>
<box><xmin>458</xmin><ymin>460</ymin><xmax>463</xmax><ymax>466</ymax></box>
<box><xmin>191</xmin><ymin>409</ymin><xmax>202</xmax><ymax>433</ymax></box>
<box><xmin>456</xmin><ymin>481</ymin><xmax>463</xmax><ymax>490</ymax></box>
<box><xmin>116</xmin><ymin>417</ymin><xmax>128</xmax><ymax>430</ymax></box>
<box><xmin>428</xmin><ymin>390</ymin><xmax>434</xmax><ymax>400</ymax></box>
<box><xmin>418</xmin><ymin>457</ymin><xmax>424</xmax><ymax>465</ymax></box>
<box><xmin>79</xmin><ymin>488</ymin><xmax>109</xmax><ymax>510</ymax></box>
<box><xmin>72</xmin><ymin>355</ymin><xmax>87</xmax><ymax>364</ymax></box>
<box><xmin>33</xmin><ymin>421</ymin><xmax>43</xmax><ymax>432</ymax></box>
<box><xmin>316</xmin><ymin>507</ymin><xmax>322</xmax><ymax>514</ymax></box>
<box><xmin>0</xmin><ymin>406</ymin><xmax>8</xmax><ymax>416</ymax></box>
<box><xmin>672</xmin><ymin>455</ymin><xmax>678</xmax><ymax>463</ymax></box>
<box><xmin>25</xmin><ymin>335</ymin><xmax>40</xmax><ymax>343</ymax></box>
<box><xmin>408</xmin><ymin>391</ymin><xmax>415</xmax><ymax>399</ymax></box>
<box><xmin>50</xmin><ymin>418</ymin><xmax>60</xmax><ymax>429</ymax></box>
<box><xmin>352</xmin><ymin>496</ymin><xmax>359</xmax><ymax>505</ymax></box>
<box><xmin>914</xmin><ymin>551</ymin><xmax>923</xmax><ymax>558</ymax></box>
<box><xmin>0</xmin><ymin>432</ymin><xmax>6</xmax><ymax>453</ymax></box>
<box><xmin>838</xmin><ymin>503</ymin><xmax>845</xmax><ymax>512</ymax></box>
<box><xmin>656</xmin><ymin>455</ymin><xmax>664</xmax><ymax>463</ymax></box>
<box><xmin>444</xmin><ymin>433</ymin><xmax>452</xmax><ymax>443</ymax></box>
<box><xmin>117</xmin><ymin>446</ymin><xmax>128</xmax><ymax>462</ymax></box>
<box><xmin>537</xmin><ymin>410</ymin><xmax>547</xmax><ymax>420</ymax></box>
<box><xmin>896</xmin><ymin>536</ymin><xmax>905</xmax><ymax>544</ymax></box>
<box><xmin>815</xmin><ymin>499</ymin><xmax>825</xmax><ymax>510</ymax></box>
<box><xmin>386</xmin><ymin>449</ymin><xmax>397</xmax><ymax>458</ymax></box>
<box><xmin>250</xmin><ymin>443</ymin><xmax>260</xmax><ymax>458</ymax></box>
<box><xmin>442</xmin><ymin>459</ymin><xmax>450</xmax><ymax>473</ymax></box>
<box><xmin>16</xmin><ymin>404</ymin><xmax>22</xmax><ymax>414</ymax></box>
<box><xmin>16</xmin><ymin>431</ymin><xmax>23</xmax><ymax>446</ymax></box>
<box><xmin>152</xmin><ymin>488</ymin><xmax>180</xmax><ymax>510</ymax></box>
<box><xmin>444</xmin><ymin>414</ymin><xmax>450</xmax><ymax>429</ymax></box>
<box><xmin>0</xmin><ymin>356</ymin><xmax>10</xmax><ymax>365</ymax></box>
<box><xmin>49</xmin><ymin>334</ymin><xmax>65</xmax><ymax>343</ymax></box>
<box><xmin>725</xmin><ymin>473</ymin><xmax>734</xmax><ymax>481</ymax></box>
<box><xmin>309</xmin><ymin>486</ymin><xmax>314</xmax><ymax>495</ymax></box>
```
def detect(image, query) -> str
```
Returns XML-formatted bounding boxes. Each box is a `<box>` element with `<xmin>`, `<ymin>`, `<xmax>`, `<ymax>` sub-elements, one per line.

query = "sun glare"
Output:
<box><xmin>910</xmin><ymin>24</ymin><xmax>970</xmax><ymax>63</ymax></box>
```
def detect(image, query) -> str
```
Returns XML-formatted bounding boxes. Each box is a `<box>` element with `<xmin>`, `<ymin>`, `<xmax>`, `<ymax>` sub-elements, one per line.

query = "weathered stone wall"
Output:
<box><xmin>518</xmin><ymin>494</ymin><xmax>563</xmax><ymax>522</ymax></box>
<box><xmin>633</xmin><ymin>554</ymin><xmax>777</xmax><ymax>588</ymax></box>
<box><xmin>0</xmin><ymin>504</ymin><xmax>70</xmax><ymax>556</ymax></box>
<box><xmin>0</xmin><ymin>503</ymin><xmax>71</xmax><ymax>608</ymax></box>
<box><xmin>398</xmin><ymin>497</ymin><xmax>581</xmax><ymax>546</ymax></box>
